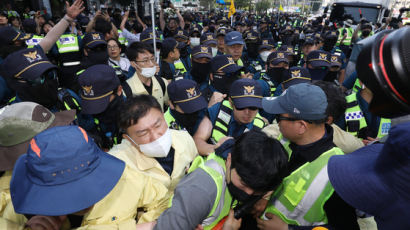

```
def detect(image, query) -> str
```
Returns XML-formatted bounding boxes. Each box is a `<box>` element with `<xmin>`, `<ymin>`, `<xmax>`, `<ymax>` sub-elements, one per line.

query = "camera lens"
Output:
<box><xmin>356</xmin><ymin>27</ymin><xmax>410</xmax><ymax>118</ymax></box>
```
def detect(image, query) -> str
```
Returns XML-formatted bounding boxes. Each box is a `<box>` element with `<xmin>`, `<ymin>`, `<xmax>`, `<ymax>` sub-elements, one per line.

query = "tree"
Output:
<box><xmin>255</xmin><ymin>0</ymin><xmax>271</xmax><ymax>14</ymax></box>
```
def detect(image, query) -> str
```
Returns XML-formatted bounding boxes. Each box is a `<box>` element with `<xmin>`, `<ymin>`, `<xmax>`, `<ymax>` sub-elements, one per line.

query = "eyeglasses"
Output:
<box><xmin>135</xmin><ymin>57</ymin><xmax>156</xmax><ymax>65</ymax></box>
<box><xmin>275</xmin><ymin>115</ymin><xmax>313</xmax><ymax>124</ymax></box>
<box><xmin>235</xmin><ymin>106</ymin><xmax>258</xmax><ymax>111</ymax></box>
<box><xmin>275</xmin><ymin>115</ymin><xmax>300</xmax><ymax>123</ymax></box>
<box><xmin>107</xmin><ymin>45</ymin><xmax>119</xmax><ymax>50</ymax></box>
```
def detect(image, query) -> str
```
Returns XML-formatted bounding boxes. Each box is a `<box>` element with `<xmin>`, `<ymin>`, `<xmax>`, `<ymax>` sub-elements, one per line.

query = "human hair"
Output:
<box><xmin>118</xmin><ymin>95</ymin><xmax>162</xmax><ymax>130</ymax></box>
<box><xmin>126</xmin><ymin>42</ymin><xmax>154</xmax><ymax>61</ymax></box>
<box><xmin>314</xmin><ymin>81</ymin><xmax>347</xmax><ymax>122</ymax></box>
<box><xmin>107</xmin><ymin>38</ymin><xmax>121</xmax><ymax>48</ymax></box>
<box><xmin>94</xmin><ymin>18</ymin><xmax>112</xmax><ymax>35</ymax></box>
<box><xmin>231</xmin><ymin>130</ymin><xmax>288</xmax><ymax>192</ymax></box>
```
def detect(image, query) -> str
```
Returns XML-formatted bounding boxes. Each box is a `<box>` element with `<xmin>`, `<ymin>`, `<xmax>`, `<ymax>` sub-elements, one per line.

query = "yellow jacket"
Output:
<box><xmin>126</xmin><ymin>72</ymin><xmax>169</xmax><ymax>111</ymax></box>
<box><xmin>0</xmin><ymin>166</ymin><xmax>169</xmax><ymax>229</ymax></box>
<box><xmin>109</xmin><ymin>130</ymin><xmax>198</xmax><ymax>192</ymax></box>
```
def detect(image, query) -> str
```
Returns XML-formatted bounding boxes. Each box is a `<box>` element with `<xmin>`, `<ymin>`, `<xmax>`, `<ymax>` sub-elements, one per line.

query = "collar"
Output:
<box><xmin>289</xmin><ymin>124</ymin><xmax>335</xmax><ymax>164</ymax></box>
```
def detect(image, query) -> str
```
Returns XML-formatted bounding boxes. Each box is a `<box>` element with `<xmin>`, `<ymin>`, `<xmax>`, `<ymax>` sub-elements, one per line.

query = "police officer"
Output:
<box><xmin>193</xmin><ymin>78</ymin><xmax>266</xmax><ymax>156</ymax></box>
<box><xmin>200</xmin><ymin>32</ymin><xmax>218</xmax><ymax>57</ymax></box>
<box><xmin>159</xmin><ymin>37</ymin><xmax>189</xmax><ymax>80</ymax></box>
<box><xmin>1</xmin><ymin>48</ymin><xmax>81</xmax><ymax>113</ymax></box>
<box><xmin>77</xmin><ymin>64</ymin><xmax>125</xmax><ymax>150</ymax></box>
<box><xmin>320</xmin><ymin>30</ymin><xmax>347</xmax><ymax>83</ymax></box>
<box><xmin>259</xmin><ymin>83</ymin><xmax>360</xmax><ymax>230</ymax></box>
<box><xmin>165</xmin><ymin>79</ymin><xmax>208</xmax><ymax>135</ymax></box>
<box><xmin>305</xmin><ymin>50</ymin><xmax>331</xmax><ymax>81</ymax></box>
<box><xmin>336</xmin><ymin>19</ymin><xmax>354</xmax><ymax>57</ymax></box>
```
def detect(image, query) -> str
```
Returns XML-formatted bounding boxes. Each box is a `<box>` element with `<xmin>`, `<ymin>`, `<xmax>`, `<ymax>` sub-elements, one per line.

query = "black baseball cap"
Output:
<box><xmin>82</xmin><ymin>32</ymin><xmax>106</xmax><ymax>49</ymax></box>
<box><xmin>140</xmin><ymin>27</ymin><xmax>162</xmax><ymax>44</ymax></box>
<box><xmin>330</xmin><ymin>54</ymin><xmax>342</xmax><ymax>68</ymax></box>
<box><xmin>278</xmin><ymin>45</ymin><xmax>296</xmax><ymax>56</ymax></box>
<box><xmin>267</xmin><ymin>51</ymin><xmax>289</xmax><ymax>65</ymax></box>
<box><xmin>161</xmin><ymin>37</ymin><xmax>185</xmax><ymax>58</ymax></box>
<box><xmin>307</xmin><ymin>50</ymin><xmax>331</xmax><ymax>68</ymax></box>
<box><xmin>0</xmin><ymin>26</ymin><xmax>32</xmax><ymax>44</ymax></box>
<box><xmin>211</xmin><ymin>55</ymin><xmax>243</xmax><ymax>74</ymax></box>
<box><xmin>192</xmin><ymin>45</ymin><xmax>212</xmax><ymax>59</ymax></box>
<box><xmin>282</xmin><ymin>67</ymin><xmax>312</xmax><ymax>89</ymax></box>
<box><xmin>174</xmin><ymin>29</ymin><xmax>189</xmax><ymax>40</ymax></box>
<box><xmin>78</xmin><ymin>64</ymin><xmax>120</xmax><ymax>114</ymax></box>
<box><xmin>259</xmin><ymin>38</ymin><xmax>275</xmax><ymax>51</ymax></box>
<box><xmin>1</xmin><ymin>48</ymin><xmax>56</xmax><ymax>81</ymax></box>
<box><xmin>229</xmin><ymin>78</ymin><xmax>263</xmax><ymax>109</ymax></box>
<box><xmin>167</xmin><ymin>79</ymin><xmax>207</xmax><ymax>113</ymax></box>
<box><xmin>244</xmin><ymin>30</ymin><xmax>259</xmax><ymax>42</ymax></box>
<box><xmin>200</xmin><ymin>32</ymin><xmax>217</xmax><ymax>46</ymax></box>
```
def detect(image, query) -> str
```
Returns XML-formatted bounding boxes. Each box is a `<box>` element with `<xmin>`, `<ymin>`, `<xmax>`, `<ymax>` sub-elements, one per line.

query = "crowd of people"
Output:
<box><xmin>0</xmin><ymin>0</ymin><xmax>409</xmax><ymax>229</ymax></box>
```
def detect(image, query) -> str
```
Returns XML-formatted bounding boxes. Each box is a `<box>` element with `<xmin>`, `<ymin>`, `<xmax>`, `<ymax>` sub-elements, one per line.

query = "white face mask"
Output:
<box><xmin>260</xmin><ymin>51</ymin><xmax>272</xmax><ymax>62</ymax></box>
<box><xmin>211</xmin><ymin>47</ymin><xmax>218</xmax><ymax>57</ymax></box>
<box><xmin>126</xmin><ymin>128</ymin><xmax>172</xmax><ymax>158</ymax></box>
<box><xmin>139</xmin><ymin>66</ymin><xmax>157</xmax><ymax>78</ymax></box>
<box><xmin>190</xmin><ymin>37</ymin><xmax>200</xmax><ymax>47</ymax></box>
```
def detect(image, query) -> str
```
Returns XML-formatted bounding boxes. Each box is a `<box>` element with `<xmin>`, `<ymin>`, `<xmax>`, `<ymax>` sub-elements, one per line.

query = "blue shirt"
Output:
<box><xmin>207</xmin><ymin>102</ymin><xmax>255</xmax><ymax>138</ymax></box>
<box><xmin>342</xmin><ymin>71</ymin><xmax>358</xmax><ymax>90</ymax></box>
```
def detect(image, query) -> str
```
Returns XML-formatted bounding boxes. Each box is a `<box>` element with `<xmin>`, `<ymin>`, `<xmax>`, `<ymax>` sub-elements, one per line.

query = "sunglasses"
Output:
<box><xmin>235</xmin><ymin>106</ymin><xmax>258</xmax><ymax>111</ymax></box>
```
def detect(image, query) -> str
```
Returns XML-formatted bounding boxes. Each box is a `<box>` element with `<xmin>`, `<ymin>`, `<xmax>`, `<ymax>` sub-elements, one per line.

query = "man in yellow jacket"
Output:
<box><xmin>109</xmin><ymin>94</ymin><xmax>198</xmax><ymax>193</ymax></box>
<box><xmin>6</xmin><ymin>125</ymin><xmax>169</xmax><ymax>229</ymax></box>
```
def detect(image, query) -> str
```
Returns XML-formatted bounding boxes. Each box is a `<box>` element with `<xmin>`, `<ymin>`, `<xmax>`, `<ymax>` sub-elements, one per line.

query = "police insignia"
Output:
<box><xmin>291</xmin><ymin>70</ymin><xmax>301</xmax><ymax>78</ymax></box>
<box><xmin>227</xmin><ymin>57</ymin><xmax>235</xmax><ymax>64</ymax></box>
<box><xmin>319</xmin><ymin>53</ymin><xmax>328</xmax><ymax>60</ymax></box>
<box><xmin>201</xmin><ymin>46</ymin><xmax>209</xmax><ymax>53</ymax></box>
<box><xmin>277</xmin><ymin>52</ymin><xmax>285</xmax><ymax>58</ymax></box>
<box><xmin>243</xmin><ymin>85</ymin><xmax>255</xmax><ymax>95</ymax></box>
<box><xmin>92</xmin><ymin>33</ymin><xmax>101</xmax><ymax>40</ymax></box>
<box><xmin>186</xmin><ymin>87</ymin><xmax>197</xmax><ymax>98</ymax></box>
<box><xmin>82</xmin><ymin>85</ymin><xmax>94</xmax><ymax>96</ymax></box>
<box><xmin>23</xmin><ymin>50</ymin><xmax>42</xmax><ymax>63</ymax></box>
<box><xmin>331</xmin><ymin>56</ymin><xmax>338</xmax><ymax>62</ymax></box>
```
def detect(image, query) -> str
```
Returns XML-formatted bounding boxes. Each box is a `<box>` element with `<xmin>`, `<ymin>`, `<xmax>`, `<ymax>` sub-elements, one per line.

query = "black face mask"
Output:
<box><xmin>171</xmin><ymin>109</ymin><xmax>201</xmax><ymax>135</ymax></box>
<box><xmin>227</xmin><ymin>169</ymin><xmax>259</xmax><ymax>203</ymax></box>
<box><xmin>323</xmin><ymin>38</ymin><xmax>337</xmax><ymax>52</ymax></box>
<box><xmin>191</xmin><ymin>61</ymin><xmax>211</xmax><ymax>83</ymax></box>
<box><xmin>184</xmin><ymin>24</ymin><xmax>191</xmax><ymax>30</ymax></box>
<box><xmin>212</xmin><ymin>72</ymin><xmax>238</xmax><ymax>95</ymax></box>
<box><xmin>323</xmin><ymin>71</ymin><xmax>338</xmax><ymax>82</ymax></box>
<box><xmin>362</xmin><ymin>30</ymin><xmax>371</xmax><ymax>37</ymax></box>
<box><xmin>246</xmin><ymin>43</ymin><xmax>259</xmax><ymax>59</ymax></box>
<box><xmin>179</xmin><ymin>45</ymin><xmax>189</xmax><ymax>58</ymax></box>
<box><xmin>94</xmin><ymin>94</ymin><xmax>123</xmax><ymax>128</ymax></box>
<box><xmin>308</xmin><ymin>67</ymin><xmax>329</xmax><ymax>81</ymax></box>
<box><xmin>267</xmin><ymin>67</ymin><xmax>289</xmax><ymax>84</ymax></box>
<box><xmin>9</xmin><ymin>77</ymin><xmax>59</xmax><ymax>110</ymax></box>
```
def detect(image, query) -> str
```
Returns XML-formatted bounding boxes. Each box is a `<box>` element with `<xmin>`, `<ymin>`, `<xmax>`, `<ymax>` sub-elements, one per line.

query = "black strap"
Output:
<box><xmin>346</xmin><ymin>100</ymin><xmax>359</xmax><ymax>108</ymax></box>
<box><xmin>121</xmin><ymin>81</ymin><xmax>133</xmax><ymax>98</ymax></box>
<box><xmin>154</xmin><ymin>75</ymin><xmax>166</xmax><ymax>96</ymax></box>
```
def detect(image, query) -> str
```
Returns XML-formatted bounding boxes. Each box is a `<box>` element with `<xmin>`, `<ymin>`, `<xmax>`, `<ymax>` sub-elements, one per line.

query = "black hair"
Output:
<box><xmin>314</xmin><ymin>81</ymin><xmax>347</xmax><ymax>122</ymax></box>
<box><xmin>94</xmin><ymin>18</ymin><xmax>112</xmax><ymax>35</ymax></box>
<box><xmin>118</xmin><ymin>95</ymin><xmax>162</xmax><ymax>130</ymax></box>
<box><xmin>107</xmin><ymin>38</ymin><xmax>121</xmax><ymax>48</ymax></box>
<box><xmin>231</xmin><ymin>130</ymin><xmax>289</xmax><ymax>193</ymax></box>
<box><xmin>126</xmin><ymin>42</ymin><xmax>154</xmax><ymax>61</ymax></box>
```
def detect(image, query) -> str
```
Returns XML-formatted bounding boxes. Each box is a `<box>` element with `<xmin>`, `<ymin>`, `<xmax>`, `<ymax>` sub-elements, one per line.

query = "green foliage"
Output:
<box><xmin>255</xmin><ymin>0</ymin><xmax>271</xmax><ymax>14</ymax></box>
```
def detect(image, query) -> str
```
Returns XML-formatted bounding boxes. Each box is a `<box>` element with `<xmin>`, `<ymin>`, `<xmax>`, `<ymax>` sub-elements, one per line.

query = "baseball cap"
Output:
<box><xmin>200</xmin><ymin>32</ymin><xmax>217</xmax><ymax>46</ymax></box>
<box><xmin>330</xmin><ymin>54</ymin><xmax>342</xmax><ymax>68</ymax></box>
<box><xmin>174</xmin><ymin>29</ymin><xmax>189</xmax><ymax>40</ymax></box>
<box><xmin>140</xmin><ymin>27</ymin><xmax>162</xmax><ymax>44</ymax></box>
<box><xmin>217</xmin><ymin>27</ymin><xmax>229</xmax><ymax>37</ymax></box>
<box><xmin>0</xmin><ymin>102</ymin><xmax>75</xmax><ymax>171</ymax></box>
<box><xmin>230</xmin><ymin>78</ymin><xmax>263</xmax><ymax>109</ymax></box>
<box><xmin>307</xmin><ymin>50</ymin><xmax>331</xmax><ymax>68</ymax></box>
<box><xmin>244</xmin><ymin>30</ymin><xmax>259</xmax><ymax>42</ymax></box>
<box><xmin>189</xmin><ymin>24</ymin><xmax>202</xmax><ymax>36</ymax></box>
<box><xmin>259</xmin><ymin>38</ymin><xmax>275</xmax><ymax>51</ymax></box>
<box><xmin>225</xmin><ymin>31</ymin><xmax>245</xmax><ymax>46</ymax></box>
<box><xmin>211</xmin><ymin>55</ymin><xmax>243</xmax><ymax>74</ymax></box>
<box><xmin>344</xmin><ymin>19</ymin><xmax>353</xmax><ymax>27</ymax></box>
<box><xmin>328</xmin><ymin>122</ymin><xmax>410</xmax><ymax>229</ymax></box>
<box><xmin>0</xmin><ymin>26</ymin><xmax>32</xmax><ymax>44</ymax></box>
<box><xmin>78</xmin><ymin>64</ymin><xmax>120</xmax><ymax>115</ymax></box>
<box><xmin>324</xmin><ymin>30</ymin><xmax>339</xmax><ymax>39</ymax></box>
<box><xmin>192</xmin><ymin>45</ymin><xmax>212</xmax><ymax>59</ymax></box>
<box><xmin>262</xmin><ymin>83</ymin><xmax>327</xmax><ymax>120</ymax></box>
<box><xmin>1</xmin><ymin>48</ymin><xmax>56</xmax><ymax>81</ymax></box>
<box><xmin>278</xmin><ymin>45</ymin><xmax>296</xmax><ymax>56</ymax></box>
<box><xmin>161</xmin><ymin>37</ymin><xmax>185</xmax><ymax>58</ymax></box>
<box><xmin>82</xmin><ymin>32</ymin><xmax>106</xmax><ymax>49</ymax></box>
<box><xmin>10</xmin><ymin>126</ymin><xmax>125</xmax><ymax>216</ymax></box>
<box><xmin>267</xmin><ymin>51</ymin><xmax>289</xmax><ymax>65</ymax></box>
<box><xmin>282</xmin><ymin>67</ymin><xmax>312</xmax><ymax>90</ymax></box>
<box><xmin>168</xmin><ymin>79</ymin><xmax>207</xmax><ymax>113</ymax></box>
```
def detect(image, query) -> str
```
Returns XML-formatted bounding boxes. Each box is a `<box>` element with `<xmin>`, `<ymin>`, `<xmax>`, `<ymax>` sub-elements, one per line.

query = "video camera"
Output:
<box><xmin>356</xmin><ymin>26</ymin><xmax>410</xmax><ymax>118</ymax></box>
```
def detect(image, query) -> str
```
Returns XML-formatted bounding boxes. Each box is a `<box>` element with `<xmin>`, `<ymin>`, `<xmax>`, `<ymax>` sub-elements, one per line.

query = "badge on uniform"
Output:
<box><xmin>243</xmin><ymin>85</ymin><xmax>255</xmax><ymax>95</ymax></box>
<box><xmin>319</xmin><ymin>53</ymin><xmax>328</xmax><ymax>60</ymax></box>
<box><xmin>23</xmin><ymin>50</ymin><xmax>42</xmax><ymax>63</ymax></box>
